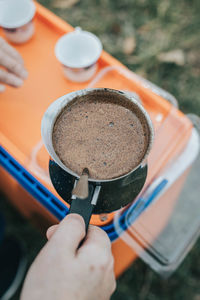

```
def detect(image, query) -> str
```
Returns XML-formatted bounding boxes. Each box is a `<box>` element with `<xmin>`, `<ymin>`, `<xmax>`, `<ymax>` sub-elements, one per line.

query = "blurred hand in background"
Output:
<box><xmin>0</xmin><ymin>37</ymin><xmax>28</xmax><ymax>92</ymax></box>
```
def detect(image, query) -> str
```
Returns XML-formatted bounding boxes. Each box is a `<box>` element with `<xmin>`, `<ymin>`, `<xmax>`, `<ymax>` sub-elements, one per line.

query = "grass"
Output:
<box><xmin>39</xmin><ymin>0</ymin><xmax>200</xmax><ymax>114</ymax></box>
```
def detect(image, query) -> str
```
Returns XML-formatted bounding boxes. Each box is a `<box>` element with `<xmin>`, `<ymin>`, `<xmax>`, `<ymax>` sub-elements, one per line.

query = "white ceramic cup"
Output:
<box><xmin>55</xmin><ymin>27</ymin><xmax>103</xmax><ymax>82</ymax></box>
<box><xmin>0</xmin><ymin>0</ymin><xmax>36</xmax><ymax>44</ymax></box>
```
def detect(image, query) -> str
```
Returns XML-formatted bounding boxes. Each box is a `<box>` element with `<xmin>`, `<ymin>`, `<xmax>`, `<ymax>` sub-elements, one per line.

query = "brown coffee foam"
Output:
<box><xmin>53</xmin><ymin>91</ymin><xmax>150</xmax><ymax>180</ymax></box>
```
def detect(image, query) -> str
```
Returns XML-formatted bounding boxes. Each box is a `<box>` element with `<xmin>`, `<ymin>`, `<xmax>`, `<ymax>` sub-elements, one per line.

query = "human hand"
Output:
<box><xmin>21</xmin><ymin>214</ymin><xmax>116</xmax><ymax>300</ymax></box>
<box><xmin>0</xmin><ymin>37</ymin><xmax>28</xmax><ymax>92</ymax></box>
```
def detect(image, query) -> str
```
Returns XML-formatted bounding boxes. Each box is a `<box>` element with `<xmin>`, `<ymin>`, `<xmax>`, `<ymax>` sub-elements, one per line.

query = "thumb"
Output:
<box><xmin>46</xmin><ymin>224</ymin><xmax>58</xmax><ymax>240</ymax></box>
<box><xmin>49</xmin><ymin>214</ymin><xmax>86</xmax><ymax>254</ymax></box>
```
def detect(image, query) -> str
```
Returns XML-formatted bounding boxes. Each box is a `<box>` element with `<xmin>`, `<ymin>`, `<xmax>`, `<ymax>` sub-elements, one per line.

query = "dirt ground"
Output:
<box><xmin>1</xmin><ymin>0</ymin><xmax>200</xmax><ymax>299</ymax></box>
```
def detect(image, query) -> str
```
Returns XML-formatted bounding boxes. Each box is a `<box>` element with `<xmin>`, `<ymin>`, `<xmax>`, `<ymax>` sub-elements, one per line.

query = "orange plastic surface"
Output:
<box><xmin>0</xmin><ymin>2</ymin><xmax>194</xmax><ymax>277</ymax></box>
<box><xmin>0</xmin><ymin>2</ymin><xmax>192</xmax><ymax>226</ymax></box>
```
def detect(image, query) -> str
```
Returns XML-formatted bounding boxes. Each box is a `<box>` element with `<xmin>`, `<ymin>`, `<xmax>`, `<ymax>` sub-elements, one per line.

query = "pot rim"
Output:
<box><xmin>41</xmin><ymin>88</ymin><xmax>154</xmax><ymax>183</ymax></box>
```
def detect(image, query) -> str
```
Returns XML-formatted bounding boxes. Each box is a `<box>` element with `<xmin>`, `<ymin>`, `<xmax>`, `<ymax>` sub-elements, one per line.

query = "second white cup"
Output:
<box><xmin>55</xmin><ymin>27</ymin><xmax>103</xmax><ymax>83</ymax></box>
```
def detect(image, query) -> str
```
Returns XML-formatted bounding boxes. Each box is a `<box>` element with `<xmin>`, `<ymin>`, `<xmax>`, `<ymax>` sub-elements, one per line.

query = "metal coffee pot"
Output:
<box><xmin>41</xmin><ymin>88</ymin><xmax>154</xmax><ymax>229</ymax></box>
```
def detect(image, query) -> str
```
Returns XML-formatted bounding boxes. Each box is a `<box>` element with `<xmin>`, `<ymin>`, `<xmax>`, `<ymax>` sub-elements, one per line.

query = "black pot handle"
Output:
<box><xmin>69</xmin><ymin>184</ymin><xmax>101</xmax><ymax>232</ymax></box>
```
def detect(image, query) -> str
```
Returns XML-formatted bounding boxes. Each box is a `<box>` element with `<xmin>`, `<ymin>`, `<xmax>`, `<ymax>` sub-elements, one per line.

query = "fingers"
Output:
<box><xmin>0</xmin><ymin>51</ymin><xmax>28</xmax><ymax>80</ymax></box>
<box><xmin>110</xmin><ymin>269</ymin><xmax>116</xmax><ymax>291</ymax></box>
<box><xmin>0</xmin><ymin>37</ymin><xmax>24</xmax><ymax>65</ymax></box>
<box><xmin>0</xmin><ymin>84</ymin><xmax>5</xmax><ymax>93</ymax></box>
<box><xmin>80</xmin><ymin>225</ymin><xmax>111</xmax><ymax>251</ymax></box>
<box><xmin>46</xmin><ymin>224</ymin><xmax>58</xmax><ymax>240</ymax></box>
<box><xmin>108</xmin><ymin>268</ymin><xmax>117</xmax><ymax>296</ymax></box>
<box><xmin>0</xmin><ymin>69</ymin><xmax>23</xmax><ymax>87</ymax></box>
<box><xmin>78</xmin><ymin>225</ymin><xmax>115</xmax><ymax>297</ymax></box>
<box><xmin>49</xmin><ymin>214</ymin><xmax>86</xmax><ymax>255</ymax></box>
<box><xmin>0</xmin><ymin>38</ymin><xmax>27</xmax><ymax>90</ymax></box>
<box><xmin>77</xmin><ymin>225</ymin><xmax>112</xmax><ymax>266</ymax></box>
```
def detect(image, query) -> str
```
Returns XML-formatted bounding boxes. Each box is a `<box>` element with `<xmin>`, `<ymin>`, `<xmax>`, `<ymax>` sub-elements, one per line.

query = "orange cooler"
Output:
<box><xmin>0</xmin><ymin>3</ymin><xmax>200</xmax><ymax>278</ymax></box>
